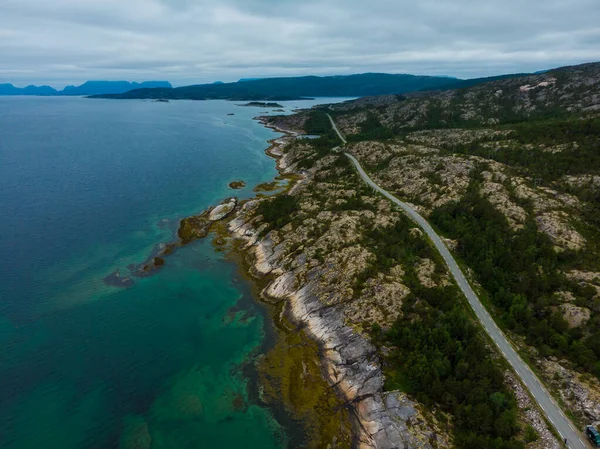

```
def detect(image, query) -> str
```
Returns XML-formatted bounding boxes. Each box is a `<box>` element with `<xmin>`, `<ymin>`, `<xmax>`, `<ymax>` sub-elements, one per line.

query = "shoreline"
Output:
<box><xmin>123</xmin><ymin>114</ymin><xmax>429</xmax><ymax>448</ymax></box>
<box><xmin>211</xmin><ymin>127</ymin><xmax>354</xmax><ymax>447</ymax></box>
<box><xmin>221</xmin><ymin>121</ymin><xmax>433</xmax><ymax>449</ymax></box>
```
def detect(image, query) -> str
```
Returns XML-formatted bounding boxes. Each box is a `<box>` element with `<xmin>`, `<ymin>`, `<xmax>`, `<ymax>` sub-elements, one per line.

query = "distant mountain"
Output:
<box><xmin>90</xmin><ymin>73</ymin><xmax>478</xmax><ymax>101</ymax></box>
<box><xmin>0</xmin><ymin>84</ymin><xmax>57</xmax><ymax>95</ymax></box>
<box><xmin>0</xmin><ymin>81</ymin><xmax>172</xmax><ymax>96</ymax></box>
<box><xmin>59</xmin><ymin>81</ymin><xmax>172</xmax><ymax>96</ymax></box>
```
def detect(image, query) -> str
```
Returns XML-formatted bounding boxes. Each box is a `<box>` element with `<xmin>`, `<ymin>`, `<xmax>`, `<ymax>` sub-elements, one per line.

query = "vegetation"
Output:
<box><xmin>444</xmin><ymin>116</ymin><xmax>600</xmax><ymax>183</ymax></box>
<box><xmin>346</xmin><ymin>111</ymin><xmax>394</xmax><ymax>142</ymax></box>
<box><xmin>302</xmin><ymin>110</ymin><xmax>342</xmax><ymax>156</ymax></box>
<box><xmin>254</xmin><ymin>61</ymin><xmax>600</xmax><ymax>444</ymax></box>
<box><xmin>228</xmin><ymin>180</ymin><xmax>246</xmax><ymax>189</ymax></box>
<box><xmin>304</xmin><ymin>110</ymin><xmax>334</xmax><ymax>135</ymax></box>
<box><xmin>385</xmin><ymin>294</ymin><xmax>523</xmax><ymax>449</ymax></box>
<box><xmin>327</xmin><ymin>73</ymin><xmax>600</xmax><ymax>381</ymax></box>
<box><xmin>256</xmin><ymin>194</ymin><xmax>299</xmax><ymax>232</ymax></box>
<box><xmin>430</xmin><ymin>180</ymin><xmax>600</xmax><ymax>376</ymax></box>
<box><xmin>363</xmin><ymin>214</ymin><xmax>524</xmax><ymax>449</ymax></box>
<box><xmin>242</xmin><ymin>102</ymin><xmax>283</xmax><ymax>108</ymax></box>
<box><xmin>251</xmin><ymin>136</ymin><xmax>527</xmax><ymax>447</ymax></box>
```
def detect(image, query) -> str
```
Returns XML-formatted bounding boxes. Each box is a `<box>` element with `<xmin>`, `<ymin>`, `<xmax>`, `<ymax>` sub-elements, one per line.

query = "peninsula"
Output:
<box><xmin>162</xmin><ymin>61</ymin><xmax>600</xmax><ymax>449</ymax></box>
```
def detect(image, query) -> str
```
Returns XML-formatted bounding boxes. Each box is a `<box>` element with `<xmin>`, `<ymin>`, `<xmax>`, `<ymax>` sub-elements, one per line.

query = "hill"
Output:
<box><xmin>326</xmin><ymin>61</ymin><xmax>600</xmax><ymax>127</ymax></box>
<box><xmin>0</xmin><ymin>81</ymin><xmax>172</xmax><ymax>96</ymax></box>
<box><xmin>60</xmin><ymin>81</ymin><xmax>172</xmax><ymax>96</ymax></box>
<box><xmin>90</xmin><ymin>72</ymin><xmax>526</xmax><ymax>101</ymax></box>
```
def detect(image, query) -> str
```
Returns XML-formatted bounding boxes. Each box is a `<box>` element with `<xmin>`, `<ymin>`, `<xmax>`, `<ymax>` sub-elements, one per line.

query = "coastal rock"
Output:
<box><xmin>224</xmin><ymin>122</ymin><xmax>444</xmax><ymax>448</ymax></box>
<box><xmin>209</xmin><ymin>198</ymin><xmax>237</xmax><ymax>221</ymax></box>
<box><xmin>278</xmin><ymin>281</ymin><xmax>431</xmax><ymax>449</ymax></box>
<box><xmin>236</xmin><ymin>221</ymin><xmax>437</xmax><ymax>449</ymax></box>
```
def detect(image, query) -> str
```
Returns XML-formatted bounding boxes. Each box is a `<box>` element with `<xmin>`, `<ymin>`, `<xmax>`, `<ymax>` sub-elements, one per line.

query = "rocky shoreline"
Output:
<box><xmin>111</xmin><ymin>118</ymin><xmax>442</xmax><ymax>447</ymax></box>
<box><xmin>224</xmin><ymin>128</ymin><xmax>439</xmax><ymax>448</ymax></box>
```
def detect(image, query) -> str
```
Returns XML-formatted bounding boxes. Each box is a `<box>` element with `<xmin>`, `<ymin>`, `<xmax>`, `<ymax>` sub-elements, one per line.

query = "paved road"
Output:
<box><xmin>326</xmin><ymin>115</ymin><xmax>589</xmax><ymax>449</ymax></box>
<box><xmin>328</xmin><ymin>114</ymin><xmax>347</xmax><ymax>145</ymax></box>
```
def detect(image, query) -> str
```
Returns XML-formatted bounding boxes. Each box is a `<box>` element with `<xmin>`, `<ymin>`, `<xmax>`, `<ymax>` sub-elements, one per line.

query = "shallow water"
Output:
<box><xmin>0</xmin><ymin>96</ymin><xmax>353</xmax><ymax>448</ymax></box>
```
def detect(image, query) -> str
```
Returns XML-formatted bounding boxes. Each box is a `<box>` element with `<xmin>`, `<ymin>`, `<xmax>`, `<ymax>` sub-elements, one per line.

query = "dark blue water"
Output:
<box><xmin>0</xmin><ymin>96</ymin><xmax>352</xmax><ymax>448</ymax></box>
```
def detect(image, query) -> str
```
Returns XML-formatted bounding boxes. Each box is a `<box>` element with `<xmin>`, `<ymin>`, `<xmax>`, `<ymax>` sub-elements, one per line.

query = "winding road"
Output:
<box><xmin>326</xmin><ymin>114</ymin><xmax>589</xmax><ymax>449</ymax></box>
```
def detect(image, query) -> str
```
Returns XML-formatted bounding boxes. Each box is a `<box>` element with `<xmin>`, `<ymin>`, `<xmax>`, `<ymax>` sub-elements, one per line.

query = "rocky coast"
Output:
<box><xmin>125</xmin><ymin>115</ymin><xmax>446</xmax><ymax>447</ymax></box>
<box><xmin>119</xmin><ymin>100</ymin><xmax>579</xmax><ymax>448</ymax></box>
<box><xmin>224</xmin><ymin>134</ymin><xmax>442</xmax><ymax>449</ymax></box>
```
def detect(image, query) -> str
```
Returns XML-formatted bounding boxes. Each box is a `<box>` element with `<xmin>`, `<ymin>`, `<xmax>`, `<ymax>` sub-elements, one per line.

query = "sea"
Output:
<box><xmin>0</xmin><ymin>96</ymin><xmax>352</xmax><ymax>449</ymax></box>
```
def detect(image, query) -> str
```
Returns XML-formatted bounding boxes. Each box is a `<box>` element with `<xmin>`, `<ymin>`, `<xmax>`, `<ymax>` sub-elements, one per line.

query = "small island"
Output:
<box><xmin>153</xmin><ymin>99</ymin><xmax>170</xmax><ymax>103</ymax></box>
<box><xmin>240</xmin><ymin>102</ymin><xmax>284</xmax><ymax>108</ymax></box>
<box><xmin>228</xmin><ymin>180</ymin><xmax>246</xmax><ymax>189</ymax></box>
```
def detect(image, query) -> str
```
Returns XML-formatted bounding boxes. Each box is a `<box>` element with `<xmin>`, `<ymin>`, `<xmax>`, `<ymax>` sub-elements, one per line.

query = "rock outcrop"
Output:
<box><xmin>232</xmin><ymin>216</ymin><xmax>436</xmax><ymax>448</ymax></box>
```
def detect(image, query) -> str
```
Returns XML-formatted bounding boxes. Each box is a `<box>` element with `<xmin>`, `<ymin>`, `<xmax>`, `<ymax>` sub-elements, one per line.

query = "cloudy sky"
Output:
<box><xmin>2</xmin><ymin>0</ymin><xmax>600</xmax><ymax>87</ymax></box>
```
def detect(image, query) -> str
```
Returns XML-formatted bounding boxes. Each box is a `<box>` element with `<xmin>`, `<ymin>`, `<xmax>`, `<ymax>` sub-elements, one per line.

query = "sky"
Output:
<box><xmin>2</xmin><ymin>0</ymin><xmax>600</xmax><ymax>88</ymax></box>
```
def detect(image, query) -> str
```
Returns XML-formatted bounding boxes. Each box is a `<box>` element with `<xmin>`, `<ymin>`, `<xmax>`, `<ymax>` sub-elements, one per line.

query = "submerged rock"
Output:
<box><xmin>119</xmin><ymin>415</ymin><xmax>152</xmax><ymax>449</ymax></box>
<box><xmin>103</xmin><ymin>270</ymin><xmax>134</xmax><ymax>288</ymax></box>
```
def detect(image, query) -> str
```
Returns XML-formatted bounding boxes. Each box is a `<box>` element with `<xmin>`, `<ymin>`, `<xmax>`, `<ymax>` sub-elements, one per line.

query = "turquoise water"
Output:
<box><xmin>0</xmin><ymin>96</ymin><xmax>352</xmax><ymax>448</ymax></box>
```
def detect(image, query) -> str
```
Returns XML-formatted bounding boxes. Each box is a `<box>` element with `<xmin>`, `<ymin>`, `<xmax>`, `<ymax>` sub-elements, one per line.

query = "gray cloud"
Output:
<box><xmin>1</xmin><ymin>0</ymin><xmax>599</xmax><ymax>87</ymax></box>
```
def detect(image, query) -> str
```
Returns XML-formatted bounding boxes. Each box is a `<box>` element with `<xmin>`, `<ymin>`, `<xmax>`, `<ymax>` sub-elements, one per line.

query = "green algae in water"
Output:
<box><xmin>0</xmin><ymin>241</ymin><xmax>286</xmax><ymax>449</ymax></box>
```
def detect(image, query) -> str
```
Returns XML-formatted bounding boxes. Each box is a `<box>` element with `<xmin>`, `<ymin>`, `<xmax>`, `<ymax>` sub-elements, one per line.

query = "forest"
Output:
<box><xmin>430</xmin><ymin>180</ymin><xmax>600</xmax><ymax>377</ymax></box>
<box><xmin>303</xmin><ymin>110</ymin><xmax>343</xmax><ymax>153</ymax></box>
<box><xmin>383</xmin><ymin>292</ymin><xmax>525</xmax><ymax>449</ymax></box>
<box><xmin>442</xmin><ymin>116</ymin><xmax>600</xmax><ymax>183</ymax></box>
<box><xmin>362</xmin><ymin>214</ymin><xmax>525</xmax><ymax>448</ymax></box>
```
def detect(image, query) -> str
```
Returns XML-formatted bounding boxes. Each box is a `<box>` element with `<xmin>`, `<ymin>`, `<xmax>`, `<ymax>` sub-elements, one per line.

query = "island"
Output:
<box><xmin>228</xmin><ymin>180</ymin><xmax>246</xmax><ymax>189</ymax></box>
<box><xmin>240</xmin><ymin>102</ymin><xmax>284</xmax><ymax>108</ymax></box>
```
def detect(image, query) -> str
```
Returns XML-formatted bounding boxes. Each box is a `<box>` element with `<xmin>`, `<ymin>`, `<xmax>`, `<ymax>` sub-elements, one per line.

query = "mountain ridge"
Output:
<box><xmin>0</xmin><ymin>80</ymin><xmax>172</xmax><ymax>96</ymax></box>
<box><xmin>89</xmin><ymin>72</ymin><xmax>528</xmax><ymax>101</ymax></box>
